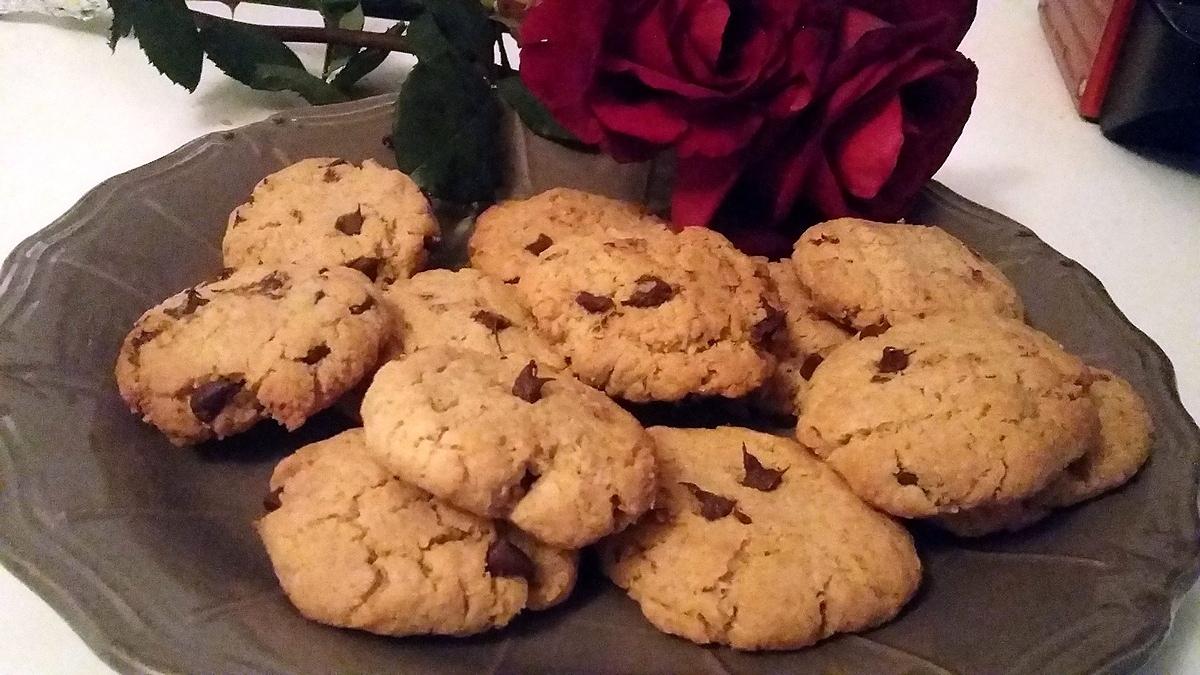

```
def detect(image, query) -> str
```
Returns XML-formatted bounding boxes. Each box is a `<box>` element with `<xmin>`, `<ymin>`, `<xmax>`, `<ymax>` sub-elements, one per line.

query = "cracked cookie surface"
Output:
<box><xmin>516</xmin><ymin>228</ymin><xmax>780</xmax><ymax>402</ymax></box>
<box><xmin>600</xmin><ymin>426</ymin><xmax>920</xmax><ymax>651</ymax></box>
<box><xmin>115</xmin><ymin>265</ymin><xmax>388</xmax><ymax>445</ymax></box>
<box><xmin>381</xmin><ymin>268</ymin><xmax>564</xmax><ymax>368</ymax></box>
<box><xmin>753</xmin><ymin>260</ymin><xmax>853</xmax><ymax>416</ymax></box>
<box><xmin>790</xmin><ymin>218</ymin><xmax>1023</xmax><ymax>331</ymax></box>
<box><xmin>934</xmin><ymin>367</ymin><xmax>1153</xmax><ymax>536</ymax></box>
<box><xmin>468</xmin><ymin>187</ymin><xmax>667</xmax><ymax>284</ymax></box>
<box><xmin>222</xmin><ymin>158</ymin><xmax>437</xmax><ymax>285</ymax></box>
<box><xmin>256</xmin><ymin>429</ymin><xmax>577</xmax><ymax>637</ymax></box>
<box><xmin>796</xmin><ymin>315</ymin><xmax>1098</xmax><ymax>518</ymax></box>
<box><xmin>361</xmin><ymin>347</ymin><xmax>657</xmax><ymax>548</ymax></box>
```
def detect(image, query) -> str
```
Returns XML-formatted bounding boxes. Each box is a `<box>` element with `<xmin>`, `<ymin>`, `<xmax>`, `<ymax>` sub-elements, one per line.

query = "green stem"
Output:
<box><xmin>190</xmin><ymin>10</ymin><xmax>412</xmax><ymax>54</ymax></box>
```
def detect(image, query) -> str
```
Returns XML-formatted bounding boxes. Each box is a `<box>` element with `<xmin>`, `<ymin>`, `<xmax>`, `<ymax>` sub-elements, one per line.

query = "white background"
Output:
<box><xmin>1</xmin><ymin>1</ymin><xmax>1198</xmax><ymax>672</ymax></box>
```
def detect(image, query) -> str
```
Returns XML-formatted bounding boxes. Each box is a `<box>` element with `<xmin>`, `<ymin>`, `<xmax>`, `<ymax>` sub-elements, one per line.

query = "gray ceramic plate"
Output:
<box><xmin>0</xmin><ymin>96</ymin><xmax>1197</xmax><ymax>675</ymax></box>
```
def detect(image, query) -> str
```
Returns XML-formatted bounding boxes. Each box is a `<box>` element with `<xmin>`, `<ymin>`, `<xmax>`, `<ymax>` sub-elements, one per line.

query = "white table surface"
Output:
<box><xmin>1</xmin><ymin>2</ymin><xmax>1198</xmax><ymax>673</ymax></box>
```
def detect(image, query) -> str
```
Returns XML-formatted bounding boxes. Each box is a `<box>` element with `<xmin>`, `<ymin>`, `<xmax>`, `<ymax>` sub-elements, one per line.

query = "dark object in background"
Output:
<box><xmin>1041</xmin><ymin>0</ymin><xmax>1200</xmax><ymax>153</ymax></box>
<box><xmin>1101</xmin><ymin>0</ymin><xmax>1200</xmax><ymax>152</ymax></box>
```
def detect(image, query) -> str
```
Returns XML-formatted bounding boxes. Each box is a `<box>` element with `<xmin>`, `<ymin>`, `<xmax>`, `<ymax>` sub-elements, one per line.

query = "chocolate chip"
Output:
<box><xmin>290</xmin><ymin>209</ymin><xmax>304</xmax><ymax>222</ymax></box>
<box><xmin>810</xmin><ymin>234</ymin><xmax>840</xmax><ymax>245</ymax></box>
<box><xmin>254</xmin><ymin>271</ymin><xmax>288</xmax><ymax>295</ymax></box>
<box><xmin>524</xmin><ymin>233</ymin><xmax>554</xmax><ymax>256</ymax></box>
<box><xmin>858</xmin><ymin>319</ymin><xmax>891</xmax><ymax>339</ymax></box>
<box><xmin>877</xmin><ymin>347</ymin><xmax>911</xmax><ymax>374</ymax></box>
<box><xmin>263</xmin><ymin>487</ymin><xmax>283</xmax><ymax>512</ymax></box>
<box><xmin>313</xmin><ymin>290</ymin><xmax>326</xmax><ymax>304</ymax></box>
<box><xmin>895</xmin><ymin>470</ymin><xmax>919</xmax><ymax>486</ymax></box>
<box><xmin>512</xmin><ymin>360</ymin><xmax>552</xmax><ymax>403</ymax></box>
<box><xmin>623</xmin><ymin>275</ymin><xmax>674</xmax><ymax>308</ymax></box>
<box><xmin>472</xmin><ymin>310</ymin><xmax>512</xmax><ymax>332</ymax></box>
<box><xmin>799</xmin><ymin>354</ymin><xmax>824</xmax><ymax>381</ymax></box>
<box><xmin>164</xmin><ymin>289</ymin><xmax>209</xmax><ymax>318</ymax></box>
<box><xmin>217</xmin><ymin>267</ymin><xmax>236</xmax><ymax>281</ymax></box>
<box><xmin>298</xmin><ymin>344</ymin><xmax>330</xmax><ymax>365</ymax></box>
<box><xmin>335</xmin><ymin>207</ymin><xmax>364</xmax><ymax>235</ymax></box>
<box><xmin>485</xmin><ymin>539</ymin><xmax>535</xmax><ymax>580</ymax></box>
<box><xmin>519</xmin><ymin>468</ymin><xmax>539</xmax><ymax>492</ymax></box>
<box><xmin>970</xmin><ymin>269</ymin><xmax>985</xmax><ymax>282</ymax></box>
<box><xmin>733</xmin><ymin>509</ymin><xmax>753</xmax><ymax>524</ymax></box>
<box><xmin>349</xmin><ymin>296</ymin><xmax>376</xmax><ymax>315</ymax></box>
<box><xmin>190</xmin><ymin>377</ymin><xmax>242</xmax><ymax>423</ymax></box>
<box><xmin>327</xmin><ymin>159</ymin><xmax>348</xmax><ymax>167</ymax></box>
<box><xmin>347</xmin><ymin>257</ymin><xmax>382</xmax><ymax>282</ymax></box>
<box><xmin>130</xmin><ymin>328</ymin><xmax>161</xmax><ymax>350</ymax></box>
<box><xmin>233</xmin><ymin>213</ymin><xmax>245</xmax><ymax>225</ymax></box>
<box><xmin>575</xmin><ymin>291</ymin><xmax>614</xmax><ymax>314</ymax></box>
<box><xmin>680</xmin><ymin>482</ymin><xmax>736</xmax><ymax>520</ymax></box>
<box><xmin>750</xmin><ymin>301</ymin><xmax>786</xmax><ymax>347</ymax></box>
<box><xmin>741</xmin><ymin>445</ymin><xmax>786</xmax><ymax>492</ymax></box>
<box><xmin>870</xmin><ymin>374</ymin><xmax>892</xmax><ymax>383</ymax></box>
<box><xmin>323</xmin><ymin>168</ymin><xmax>340</xmax><ymax>183</ymax></box>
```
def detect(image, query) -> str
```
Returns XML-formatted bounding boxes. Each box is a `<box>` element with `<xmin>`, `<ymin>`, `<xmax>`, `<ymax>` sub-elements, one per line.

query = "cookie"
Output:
<box><xmin>796</xmin><ymin>315</ymin><xmax>1098</xmax><ymax>518</ymax></box>
<box><xmin>115</xmin><ymin>265</ymin><xmax>388</xmax><ymax>445</ymax></box>
<box><xmin>257</xmin><ymin>429</ymin><xmax>577</xmax><ymax>637</ymax></box>
<box><xmin>601</xmin><ymin>426</ymin><xmax>921</xmax><ymax>651</ymax></box>
<box><xmin>223</xmin><ymin>158</ymin><xmax>438</xmax><ymax>285</ymax></box>
<box><xmin>361</xmin><ymin>347</ymin><xmax>657</xmax><ymax>548</ymax></box>
<box><xmin>468</xmin><ymin>187</ymin><xmax>667</xmax><ymax>284</ymax></box>
<box><xmin>753</xmin><ymin>261</ymin><xmax>853</xmax><ymax>416</ymax></box>
<box><xmin>380</xmin><ymin>268</ymin><xmax>564</xmax><ymax>368</ymax></box>
<box><xmin>516</xmin><ymin>228</ymin><xmax>781</xmax><ymax>402</ymax></box>
<box><xmin>790</xmin><ymin>218</ymin><xmax>1023</xmax><ymax>332</ymax></box>
<box><xmin>935</xmin><ymin>367</ymin><xmax>1153</xmax><ymax>536</ymax></box>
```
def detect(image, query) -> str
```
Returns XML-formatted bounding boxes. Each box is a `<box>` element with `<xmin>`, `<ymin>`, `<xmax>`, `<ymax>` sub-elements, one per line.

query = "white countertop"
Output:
<box><xmin>1</xmin><ymin>2</ymin><xmax>1198</xmax><ymax>672</ymax></box>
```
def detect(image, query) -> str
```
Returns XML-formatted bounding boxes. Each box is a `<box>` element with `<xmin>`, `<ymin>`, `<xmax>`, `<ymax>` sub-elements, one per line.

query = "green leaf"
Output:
<box><xmin>392</xmin><ymin>53</ymin><xmax>502</xmax><ymax>202</ymax></box>
<box><xmin>126</xmin><ymin>0</ymin><xmax>204</xmax><ymax>91</ymax></box>
<box><xmin>496</xmin><ymin>76</ymin><xmax>588</xmax><ymax>148</ymax></box>
<box><xmin>320</xmin><ymin>2</ymin><xmax>364</xmax><ymax>78</ymax></box>
<box><xmin>108</xmin><ymin>0</ymin><xmax>134</xmax><ymax>51</ymax></box>
<box><xmin>197</xmin><ymin>16</ymin><xmax>349</xmax><ymax>105</ymax></box>
<box><xmin>331</xmin><ymin>23</ymin><xmax>404</xmax><ymax>91</ymax></box>
<box><xmin>405</xmin><ymin>0</ymin><xmax>493</xmax><ymax>64</ymax></box>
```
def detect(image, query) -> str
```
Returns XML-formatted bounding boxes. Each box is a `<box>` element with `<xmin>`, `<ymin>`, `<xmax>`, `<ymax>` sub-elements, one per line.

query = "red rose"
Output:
<box><xmin>518</xmin><ymin>0</ymin><xmax>831</xmax><ymax>162</ymax></box>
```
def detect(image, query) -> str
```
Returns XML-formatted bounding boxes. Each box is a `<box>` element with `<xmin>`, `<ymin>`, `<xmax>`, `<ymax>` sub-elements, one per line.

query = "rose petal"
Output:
<box><xmin>835</xmin><ymin>95</ymin><xmax>904</xmax><ymax>199</ymax></box>
<box><xmin>844</xmin><ymin>0</ymin><xmax>977</xmax><ymax>48</ymax></box>
<box><xmin>679</xmin><ymin>0</ymin><xmax>729</xmax><ymax>73</ymax></box>
<box><xmin>591</xmin><ymin>93</ymin><xmax>689</xmax><ymax>145</ymax></box>
<box><xmin>840</xmin><ymin>7</ymin><xmax>893</xmax><ymax>51</ymax></box>
<box><xmin>672</xmin><ymin>153</ymin><xmax>748</xmax><ymax>226</ymax></box>
<box><xmin>677</xmin><ymin>111</ymin><xmax>763</xmax><ymax>157</ymax></box>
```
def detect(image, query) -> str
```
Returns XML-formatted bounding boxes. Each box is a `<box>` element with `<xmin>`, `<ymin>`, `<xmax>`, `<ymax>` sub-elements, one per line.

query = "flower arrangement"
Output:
<box><xmin>109</xmin><ymin>0</ymin><xmax>977</xmax><ymax>254</ymax></box>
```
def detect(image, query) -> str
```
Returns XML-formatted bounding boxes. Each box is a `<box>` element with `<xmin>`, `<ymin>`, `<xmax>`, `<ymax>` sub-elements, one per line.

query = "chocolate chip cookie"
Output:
<box><xmin>381</xmin><ymin>268</ymin><xmax>564</xmax><ymax>368</ymax></box>
<box><xmin>115</xmin><ymin>265</ymin><xmax>388</xmax><ymax>445</ymax></box>
<box><xmin>516</xmin><ymin>228</ymin><xmax>781</xmax><ymax>402</ymax></box>
<box><xmin>790</xmin><ymin>218</ymin><xmax>1023</xmax><ymax>332</ymax></box>
<box><xmin>796</xmin><ymin>315</ymin><xmax>1098</xmax><ymax>518</ymax></box>
<box><xmin>223</xmin><ymin>158</ymin><xmax>438</xmax><ymax>285</ymax></box>
<box><xmin>361</xmin><ymin>347</ymin><xmax>657</xmax><ymax>548</ymax></box>
<box><xmin>601</xmin><ymin>426</ymin><xmax>921</xmax><ymax>651</ymax></box>
<box><xmin>935</xmin><ymin>367</ymin><xmax>1154</xmax><ymax>536</ymax></box>
<box><xmin>468</xmin><ymin>187</ymin><xmax>667</xmax><ymax>284</ymax></box>
<box><xmin>257</xmin><ymin>429</ymin><xmax>577</xmax><ymax>637</ymax></box>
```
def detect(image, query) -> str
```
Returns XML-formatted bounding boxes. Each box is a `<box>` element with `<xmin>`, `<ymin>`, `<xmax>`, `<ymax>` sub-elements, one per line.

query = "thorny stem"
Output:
<box><xmin>190</xmin><ymin>10</ymin><xmax>414</xmax><ymax>54</ymax></box>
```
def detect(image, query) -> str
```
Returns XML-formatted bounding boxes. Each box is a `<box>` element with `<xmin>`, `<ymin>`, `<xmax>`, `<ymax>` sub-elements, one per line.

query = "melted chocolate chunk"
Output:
<box><xmin>347</xmin><ymin>257</ymin><xmax>382</xmax><ymax>282</ymax></box>
<box><xmin>524</xmin><ymin>233</ymin><xmax>554</xmax><ymax>256</ymax></box>
<box><xmin>255</xmin><ymin>271</ymin><xmax>289</xmax><ymax>295</ymax></box>
<box><xmin>130</xmin><ymin>328</ymin><xmax>161</xmax><ymax>350</ymax></box>
<box><xmin>750</xmin><ymin>301</ymin><xmax>786</xmax><ymax>347</ymax></box>
<box><xmin>741</xmin><ymin>445</ymin><xmax>786</xmax><ymax>491</ymax></box>
<box><xmin>165</xmin><ymin>289</ymin><xmax>209</xmax><ymax>319</ymax></box>
<box><xmin>471</xmin><ymin>310</ymin><xmax>512</xmax><ymax>332</ymax></box>
<box><xmin>575</xmin><ymin>291</ymin><xmax>615</xmax><ymax>314</ymax></box>
<box><xmin>877</xmin><ymin>347</ymin><xmax>911</xmax><ymax>374</ymax></box>
<box><xmin>858</xmin><ymin>319</ymin><xmax>891</xmax><ymax>339</ymax></box>
<box><xmin>349</xmin><ymin>296</ymin><xmax>376</xmax><ymax>315</ymax></box>
<box><xmin>313</xmin><ymin>290</ymin><xmax>326</xmax><ymax>304</ymax></box>
<box><xmin>512</xmin><ymin>360</ymin><xmax>552</xmax><ymax>403</ymax></box>
<box><xmin>217</xmin><ymin>267</ymin><xmax>237</xmax><ymax>281</ymax></box>
<box><xmin>810</xmin><ymin>234</ymin><xmax>840</xmax><ymax>245</ymax></box>
<box><xmin>733</xmin><ymin>509</ymin><xmax>753</xmax><ymax>524</ymax></box>
<box><xmin>799</xmin><ymin>354</ymin><xmax>824</xmax><ymax>381</ymax></box>
<box><xmin>335</xmin><ymin>207</ymin><xmax>364</xmax><ymax>235</ymax></box>
<box><xmin>322</xmin><ymin>168</ymin><xmax>340</xmax><ymax>183</ymax></box>
<box><xmin>299</xmin><ymin>344</ymin><xmax>331</xmax><ymax>365</ymax></box>
<box><xmin>895</xmin><ymin>470</ymin><xmax>919</xmax><ymax>486</ymax></box>
<box><xmin>263</xmin><ymin>487</ymin><xmax>283</xmax><ymax>512</ymax></box>
<box><xmin>485</xmin><ymin>539</ymin><xmax>535</xmax><ymax>580</ymax></box>
<box><xmin>623</xmin><ymin>275</ymin><xmax>674</xmax><ymax>308</ymax></box>
<box><xmin>680</xmin><ymin>482</ymin><xmax>737</xmax><ymax>520</ymax></box>
<box><xmin>190</xmin><ymin>377</ymin><xmax>242</xmax><ymax>423</ymax></box>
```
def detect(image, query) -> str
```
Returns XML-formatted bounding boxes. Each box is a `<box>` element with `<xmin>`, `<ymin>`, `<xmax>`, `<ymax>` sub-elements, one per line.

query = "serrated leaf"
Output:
<box><xmin>405</xmin><ymin>0</ymin><xmax>493</xmax><ymax>64</ymax></box>
<box><xmin>197</xmin><ymin>16</ymin><xmax>348</xmax><ymax>105</ymax></box>
<box><xmin>392</xmin><ymin>53</ymin><xmax>502</xmax><ymax>202</ymax></box>
<box><xmin>127</xmin><ymin>0</ymin><xmax>204</xmax><ymax>91</ymax></box>
<box><xmin>496</xmin><ymin>76</ymin><xmax>588</xmax><ymax>148</ymax></box>
<box><xmin>332</xmin><ymin>23</ymin><xmax>404</xmax><ymax>91</ymax></box>
<box><xmin>108</xmin><ymin>0</ymin><xmax>134</xmax><ymax>51</ymax></box>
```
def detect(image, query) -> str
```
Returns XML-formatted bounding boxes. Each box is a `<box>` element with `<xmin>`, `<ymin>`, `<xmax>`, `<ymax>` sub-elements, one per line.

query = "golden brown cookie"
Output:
<box><xmin>256</xmin><ymin>429</ymin><xmax>577</xmax><ymax>637</ymax></box>
<box><xmin>601</xmin><ymin>426</ymin><xmax>921</xmax><ymax>651</ymax></box>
